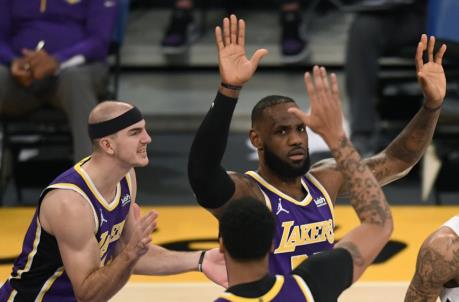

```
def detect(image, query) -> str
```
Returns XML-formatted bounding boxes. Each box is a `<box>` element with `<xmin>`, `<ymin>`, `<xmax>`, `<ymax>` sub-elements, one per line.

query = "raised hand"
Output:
<box><xmin>215</xmin><ymin>14</ymin><xmax>268</xmax><ymax>86</ymax></box>
<box><xmin>288</xmin><ymin>66</ymin><xmax>345</xmax><ymax>147</ymax></box>
<box><xmin>201</xmin><ymin>248</ymin><xmax>228</xmax><ymax>288</ymax></box>
<box><xmin>126</xmin><ymin>204</ymin><xmax>158</xmax><ymax>259</ymax></box>
<box><xmin>416</xmin><ymin>34</ymin><xmax>447</xmax><ymax>108</ymax></box>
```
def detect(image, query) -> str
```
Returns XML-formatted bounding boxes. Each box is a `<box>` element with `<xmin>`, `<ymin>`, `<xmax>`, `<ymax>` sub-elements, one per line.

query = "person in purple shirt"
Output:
<box><xmin>188</xmin><ymin>14</ymin><xmax>447</xmax><ymax>276</ymax></box>
<box><xmin>0</xmin><ymin>0</ymin><xmax>119</xmax><ymax>162</ymax></box>
<box><xmin>0</xmin><ymin>101</ymin><xmax>227</xmax><ymax>302</ymax></box>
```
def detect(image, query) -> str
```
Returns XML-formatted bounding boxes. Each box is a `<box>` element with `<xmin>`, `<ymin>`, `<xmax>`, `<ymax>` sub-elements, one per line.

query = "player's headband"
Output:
<box><xmin>88</xmin><ymin>106</ymin><xmax>143</xmax><ymax>139</ymax></box>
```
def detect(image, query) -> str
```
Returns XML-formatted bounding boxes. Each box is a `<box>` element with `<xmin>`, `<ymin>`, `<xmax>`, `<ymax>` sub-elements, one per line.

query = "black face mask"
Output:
<box><xmin>263</xmin><ymin>144</ymin><xmax>311</xmax><ymax>179</ymax></box>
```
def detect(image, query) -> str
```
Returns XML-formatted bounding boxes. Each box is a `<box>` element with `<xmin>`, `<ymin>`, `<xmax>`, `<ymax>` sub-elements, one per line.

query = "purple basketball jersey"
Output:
<box><xmin>215</xmin><ymin>274</ymin><xmax>314</xmax><ymax>302</ymax></box>
<box><xmin>246</xmin><ymin>171</ymin><xmax>335</xmax><ymax>275</ymax></box>
<box><xmin>0</xmin><ymin>157</ymin><xmax>132</xmax><ymax>302</ymax></box>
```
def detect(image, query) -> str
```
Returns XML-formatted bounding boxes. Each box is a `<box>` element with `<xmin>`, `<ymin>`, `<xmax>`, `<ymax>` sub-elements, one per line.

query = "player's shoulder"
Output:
<box><xmin>40</xmin><ymin>188</ymin><xmax>96</xmax><ymax>236</ymax></box>
<box><xmin>310</xmin><ymin>157</ymin><xmax>337</xmax><ymax>171</ymax></box>
<box><xmin>422</xmin><ymin>226</ymin><xmax>459</xmax><ymax>258</ymax></box>
<box><xmin>228</xmin><ymin>171</ymin><xmax>264</xmax><ymax>201</ymax></box>
<box><xmin>41</xmin><ymin>188</ymin><xmax>92</xmax><ymax>217</ymax></box>
<box><xmin>228</xmin><ymin>170</ymin><xmax>259</xmax><ymax>189</ymax></box>
<box><xmin>309</xmin><ymin>157</ymin><xmax>341</xmax><ymax>180</ymax></box>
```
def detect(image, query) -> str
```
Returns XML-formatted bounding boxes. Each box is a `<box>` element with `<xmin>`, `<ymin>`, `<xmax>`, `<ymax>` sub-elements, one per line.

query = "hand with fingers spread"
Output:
<box><xmin>416</xmin><ymin>34</ymin><xmax>447</xmax><ymax>108</ymax></box>
<box><xmin>215</xmin><ymin>14</ymin><xmax>268</xmax><ymax>87</ymax></box>
<box><xmin>126</xmin><ymin>204</ymin><xmax>158</xmax><ymax>259</ymax></box>
<box><xmin>289</xmin><ymin>66</ymin><xmax>346</xmax><ymax>148</ymax></box>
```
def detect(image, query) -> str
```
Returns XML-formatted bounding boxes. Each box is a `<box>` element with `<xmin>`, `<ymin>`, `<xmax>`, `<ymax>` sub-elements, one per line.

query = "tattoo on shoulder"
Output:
<box><xmin>405</xmin><ymin>237</ymin><xmax>459</xmax><ymax>301</ymax></box>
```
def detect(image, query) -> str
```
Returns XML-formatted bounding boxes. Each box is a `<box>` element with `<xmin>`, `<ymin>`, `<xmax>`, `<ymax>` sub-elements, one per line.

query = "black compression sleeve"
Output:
<box><xmin>188</xmin><ymin>91</ymin><xmax>237</xmax><ymax>209</ymax></box>
<box><xmin>292</xmin><ymin>248</ymin><xmax>354</xmax><ymax>302</ymax></box>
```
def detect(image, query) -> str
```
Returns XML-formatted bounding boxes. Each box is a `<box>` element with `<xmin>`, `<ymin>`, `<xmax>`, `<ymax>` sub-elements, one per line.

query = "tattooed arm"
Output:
<box><xmin>405</xmin><ymin>226</ymin><xmax>459</xmax><ymax>302</ymax></box>
<box><xmin>312</xmin><ymin>34</ymin><xmax>447</xmax><ymax>200</ymax></box>
<box><xmin>313</xmin><ymin>103</ymin><xmax>442</xmax><ymax>200</ymax></box>
<box><xmin>290</xmin><ymin>66</ymin><xmax>393</xmax><ymax>283</ymax></box>
<box><xmin>331</xmin><ymin>136</ymin><xmax>393</xmax><ymax>282</ymax></box>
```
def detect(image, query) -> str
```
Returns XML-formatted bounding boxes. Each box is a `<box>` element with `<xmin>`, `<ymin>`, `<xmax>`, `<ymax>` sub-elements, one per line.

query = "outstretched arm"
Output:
<box><xmin>405</xmin><ymin>227</ymin><xmax>459</xmax><ymax>302</ymax></box>
<box><xmin>290</xmin><ymin>66</ymin><xmax>393</xmax><ymax>283</ymax></box>
<box><xmin>311</xmin><ymin>34</ymin><xmax>447</xmax><ymax>200</ymax></box>
<box><xmin>119</xmin><ymin>172</ymin><xmax>228</xmax><ymax>287</ymax></box>
<box><xmin>188</xmin><ymin>15</ymin><xmax>268</xmax><ymax>216</ymax></box>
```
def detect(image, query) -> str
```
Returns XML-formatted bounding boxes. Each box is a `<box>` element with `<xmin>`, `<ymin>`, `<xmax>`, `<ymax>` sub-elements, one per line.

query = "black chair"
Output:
<box><xmin>0</xmin><ymin>0</ymin><xmax>131</xmax><ymax>204</ymax></box>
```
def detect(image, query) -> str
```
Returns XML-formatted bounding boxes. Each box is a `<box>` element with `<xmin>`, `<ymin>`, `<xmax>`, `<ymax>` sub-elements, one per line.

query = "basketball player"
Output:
<box><xmin>215</xmin><ymin>94</ymin><xmax>393</xmax><ymax>301</ymax></box>
<box><xmin>188</xmin><ymin>14</ymin><xmax>447</xmax><ymax>274</ymax></box>
<box><xmin>0</xmin><ymin>101</ymin><xmax>226</xmax><ymax>302</ymax></box>
<box><xmin>405</xmin><ymin>216</ymin><xmax>459</xmax><ymax>302</ymax></box>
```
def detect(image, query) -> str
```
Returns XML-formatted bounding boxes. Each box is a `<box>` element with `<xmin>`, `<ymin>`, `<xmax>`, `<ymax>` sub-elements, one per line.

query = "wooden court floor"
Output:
<box><xmin>1</xmin><ymin>205</ymin><xmax>457</xmax><ymax>301</ymax></box>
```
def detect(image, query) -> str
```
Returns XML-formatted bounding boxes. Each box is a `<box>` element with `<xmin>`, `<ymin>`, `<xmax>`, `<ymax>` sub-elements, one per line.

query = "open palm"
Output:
<box><xmin>215</xmin><ymin>15</ymin><xmax>268</xmax><ymax>86</ymax></box>
<box><xmin>416</xmin><ymin>34</ymin><xmax>447</xmax><ymax>105</ymax></box>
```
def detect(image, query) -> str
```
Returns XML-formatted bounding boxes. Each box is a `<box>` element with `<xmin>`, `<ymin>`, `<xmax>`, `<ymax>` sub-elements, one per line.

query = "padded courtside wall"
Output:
<box><xmin>427</xmin><ymin>0</ymin><xmax>459</xmax><ymax>43</ymax></box>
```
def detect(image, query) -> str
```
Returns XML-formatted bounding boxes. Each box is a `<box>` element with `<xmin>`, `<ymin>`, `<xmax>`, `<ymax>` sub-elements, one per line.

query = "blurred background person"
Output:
<box><xmin>160</xmin><ymin>0</ymin><xmax>310</xmax><ymax>63</ymax></box>
<box><xmin>0</xmin><ymin>0</ymin><xmax>118</xmax><ymax>163</ymax></box>
<box><xmin>345</xmin><ymin>0</ymin><xmax>427</xmax><ymax>155</ymax></box>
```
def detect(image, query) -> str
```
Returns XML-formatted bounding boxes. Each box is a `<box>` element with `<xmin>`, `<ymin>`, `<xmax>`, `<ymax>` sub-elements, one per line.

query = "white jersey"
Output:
<box><xmin>440</xmin><ymin>216</ymin><xmax>459</xmax><ymax>302</ymax></box>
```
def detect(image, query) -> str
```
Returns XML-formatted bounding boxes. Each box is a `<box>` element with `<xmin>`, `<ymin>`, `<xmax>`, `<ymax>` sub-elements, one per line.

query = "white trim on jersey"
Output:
<box><xmin>443</xmin><ymin>216</ymin><xmax>459</xmax><ymax>237</ymax></box>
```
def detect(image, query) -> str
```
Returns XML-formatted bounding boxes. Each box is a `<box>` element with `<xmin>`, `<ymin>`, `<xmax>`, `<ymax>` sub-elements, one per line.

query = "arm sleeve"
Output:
<box><xmin>292</xmin><ymin>248</ymin><xmax>354</xmax><ymax>301</ymax></box>
<box><xmin>187</xmin><ymin>91</ymin><xmax>237</xmax><ymax>209</ymax></box>
<box><xmin>0</xmin><ymin>0</ymin><xmax>16</xmax><ymax>65</ymax></box>
<box><xmin>53</xmin><ymin>0</ymin><xmax>117</xmax><ymax>63</ymax></box>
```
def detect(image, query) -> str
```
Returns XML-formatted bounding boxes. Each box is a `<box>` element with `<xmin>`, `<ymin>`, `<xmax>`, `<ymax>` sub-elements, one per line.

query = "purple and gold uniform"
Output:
<box><xmin>215</xmin><ymin>275</ymin><xmax>314</xmax><ymax>302</ymax></box>
<box><xmin>245</xmin><ymin>171</ymin><xmax>335</xmax><ymax>274</ymax></box>
<box><xmin>0</xmin><ymin>157</ymin><xmax>132</xmax><ymax>302</ymax></box>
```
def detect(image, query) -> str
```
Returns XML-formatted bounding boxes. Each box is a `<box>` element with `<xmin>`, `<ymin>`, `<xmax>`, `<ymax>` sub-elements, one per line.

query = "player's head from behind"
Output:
<box><xmin>250</xmin><ymin>95</ymin><xmax>310</xmax><ymax>179</ymax></box>
<box><xmin>88</xmin><ymin>101</ymin><xmax>151</xmax><ymax>167</ymax></box>
<box><xmin>219</xmin><ymin>197</ymin><xmax>275</xmax><ymax>262</ymax></box>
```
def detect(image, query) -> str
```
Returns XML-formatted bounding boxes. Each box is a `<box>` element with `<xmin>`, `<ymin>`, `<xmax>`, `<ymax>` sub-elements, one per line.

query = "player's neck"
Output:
<box><xmin>82</xmin><ymin>153</ymin><xmax>130</xmax><ymax>200</ymax></box>
<box><xmin>227</xmin><ymin>257</ymin><xmax>270</xmax><ymax>287</ymax></box>
<box><xmin>258</xmin><ymin>166</ymin><xmax>305</xmax><ymax>199</ymax></box>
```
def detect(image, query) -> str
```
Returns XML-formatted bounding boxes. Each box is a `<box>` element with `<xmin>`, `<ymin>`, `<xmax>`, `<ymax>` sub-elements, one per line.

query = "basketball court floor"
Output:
<box><xmin>1</xmin><ymin>205</ymin><xmax>457</xmax><ymax>301</ymax></box>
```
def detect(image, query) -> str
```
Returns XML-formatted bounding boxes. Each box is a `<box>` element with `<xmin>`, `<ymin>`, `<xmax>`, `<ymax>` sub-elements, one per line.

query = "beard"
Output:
<box><xmin>263</xmin><ymin>144</ymin><xmax>310</xmax><ymax>179</ymax></box>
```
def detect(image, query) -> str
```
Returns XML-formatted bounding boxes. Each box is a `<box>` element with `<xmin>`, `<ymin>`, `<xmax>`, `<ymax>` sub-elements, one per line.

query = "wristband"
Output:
<box><xmin>221</xmin><ymin>82</ymin><xmax>242</xmax><ymax>91</ymax></box>
<box><xmin>422</xmin><ymin>102</ymin><xmax>442</xmax><ymax>112</ymax></box>
<box><xmin>198</xmin><ymin>250</ymin><xmax>206</xmax><ymax>272</ymax></box>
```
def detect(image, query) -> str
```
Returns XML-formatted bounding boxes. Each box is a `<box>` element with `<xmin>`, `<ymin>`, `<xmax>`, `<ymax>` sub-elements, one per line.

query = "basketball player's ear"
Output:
<box><xmin>249</xmin><ymin>129</ymin><xmax>263</xmax><ymax>151</ymax></box>
<box><xmin>270</xmin><ymin>241</ymin><xmax>275</xmax><ymax>253</ymax></box>
<box><xmin>99</xmin><ymin>137</ymin><xmax>115</xmax><ymax>155</ymax></box>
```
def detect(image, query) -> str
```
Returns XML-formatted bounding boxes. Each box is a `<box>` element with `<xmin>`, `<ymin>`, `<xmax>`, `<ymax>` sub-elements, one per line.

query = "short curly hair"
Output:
<box><xmin>219</xmin><ymin>197</ymin><xmax>275</xmax><ymax>261</ymax></box>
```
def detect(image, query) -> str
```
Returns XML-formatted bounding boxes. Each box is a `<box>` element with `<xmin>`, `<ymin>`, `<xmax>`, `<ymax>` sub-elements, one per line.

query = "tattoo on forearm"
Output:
<box><xmin>405</xmin><ymin>237</ymin><xmax>459</xmax><ymax>301</ymax></box>
<box><xmin>331</xmin><ymin>137</ymin><xmax>390</xmax><ymax>226</ymax></box>
<box><xmin>387</xmin><ymin>108</ymin><xmax>440</xmax><ymax>164</ymax></box>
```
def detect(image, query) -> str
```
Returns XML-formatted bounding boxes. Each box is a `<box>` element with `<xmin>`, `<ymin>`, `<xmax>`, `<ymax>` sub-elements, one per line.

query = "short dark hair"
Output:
<box><xmin>251</xmin><ymin>95</ymin><xmax>295</xmax><ymax>126</ymax></box>
<box><xmin>219</xmin><ymin>197</ymin><xmax>275</xmax><ymax>261</ymax></box>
